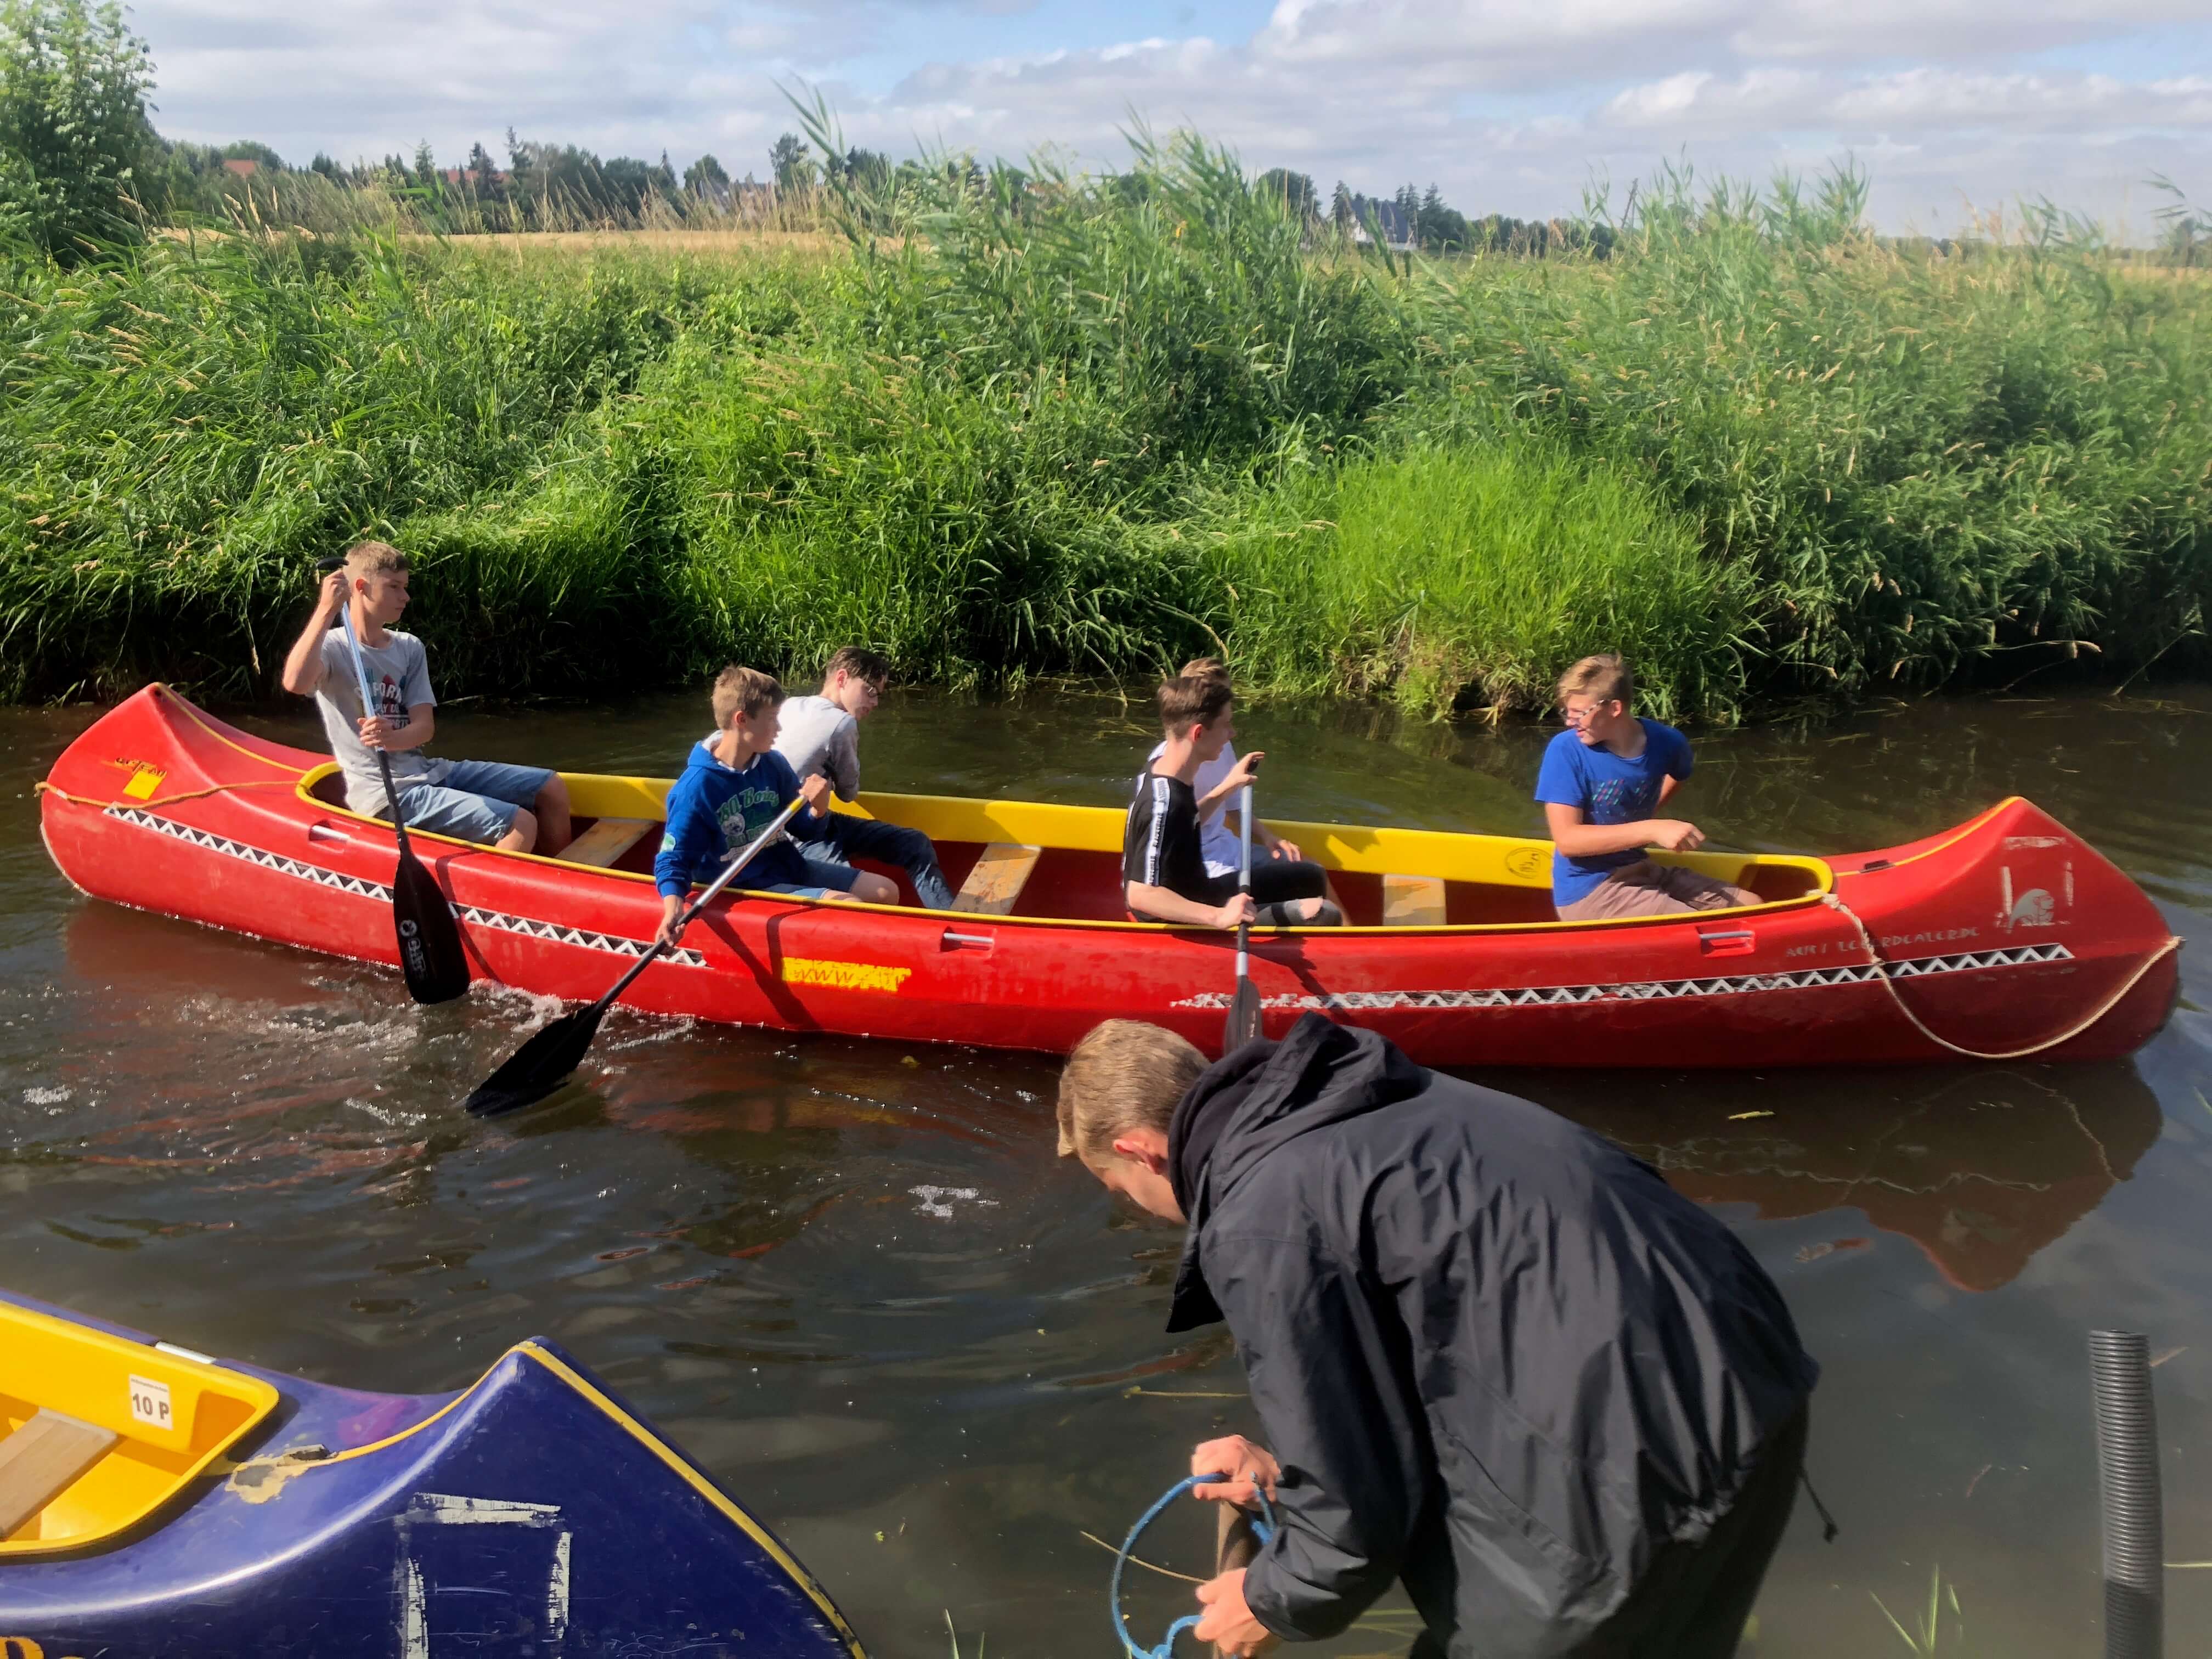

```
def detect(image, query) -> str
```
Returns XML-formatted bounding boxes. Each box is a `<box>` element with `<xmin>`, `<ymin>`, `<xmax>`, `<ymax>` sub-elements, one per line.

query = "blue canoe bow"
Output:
<box><xmin>0</xmin><ymin>1286</ymin><xmax>866</xmax><ymax>1657</ymax></box>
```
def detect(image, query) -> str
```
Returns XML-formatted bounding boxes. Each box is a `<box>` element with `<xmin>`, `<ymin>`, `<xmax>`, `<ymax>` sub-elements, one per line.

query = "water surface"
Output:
<box><xmin>3</xmin><ymin>686</ymin><xmax>2209</xmax><ymax>1656</ymax></box>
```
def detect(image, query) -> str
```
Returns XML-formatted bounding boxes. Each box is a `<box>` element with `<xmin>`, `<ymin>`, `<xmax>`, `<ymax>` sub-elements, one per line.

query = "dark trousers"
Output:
<box><xmin>1410</xmin><ymin>1407</ymin><xmax>1810</xmax><ymax>1659</ymax></box>
<box><xmin>1192</xmin><ymin>858</ymin><xmax>1329</xmax><ymax>909</ymax></box>
<box><xmin>802</xmin><ymin>813</ymin><xmax>955</xmax><ymax>910</ymax></box>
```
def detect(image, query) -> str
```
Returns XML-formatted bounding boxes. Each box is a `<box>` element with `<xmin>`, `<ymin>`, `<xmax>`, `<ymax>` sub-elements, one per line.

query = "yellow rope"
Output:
<box><xmin>35</xmin><ymin>778</ymin><xmax>305</xmax><ymax>812</ymax></box>
<box><xmin>1820</xmin><ymin>891</ymin><xmax>2180</xmax><ymax>1062</ymax></box>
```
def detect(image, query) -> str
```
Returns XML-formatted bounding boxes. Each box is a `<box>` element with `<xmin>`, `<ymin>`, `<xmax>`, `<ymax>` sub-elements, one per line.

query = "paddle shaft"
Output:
<box><xmin>1222</xmin><ymin>775</ymin><xmax>1263</xmax><ymax>1049</ymax></box>
<box><xmin>334</xmin><ymin>602</ymin><xmax>419</xmax><ymax>863</ymax></box>
<box><xmin>585</xmin><ymin>795</ymin><xmax>809</xmax><ymax>1018</ymax></box>
<box><xmin>1235</xmin><ymin>781</ymin><xmax>1253</xmax><ymax>978</ymax></box>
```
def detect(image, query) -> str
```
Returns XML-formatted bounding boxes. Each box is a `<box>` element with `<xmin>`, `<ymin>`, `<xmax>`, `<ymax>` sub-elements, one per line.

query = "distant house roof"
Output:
<box><xmin>221</xmin><ymin>159</ymin><xmax>258</xmax><ymax>178</ymax></box>
<box><xmin>1349</xmin><ymin>200</ymin><xmax>1415</xmax><ymax>251</ymax></box>
<box><xmin>441</xmin><ymin>167</ymin><xmax>508</xmax><ymax>188</ymax></box>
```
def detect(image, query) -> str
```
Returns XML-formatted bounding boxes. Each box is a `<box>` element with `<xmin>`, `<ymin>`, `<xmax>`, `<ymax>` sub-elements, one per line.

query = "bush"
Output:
<box><xmin>0</xmin><ymin>0</ymin><xmax>152</xmax><ymax>262</ymax></box>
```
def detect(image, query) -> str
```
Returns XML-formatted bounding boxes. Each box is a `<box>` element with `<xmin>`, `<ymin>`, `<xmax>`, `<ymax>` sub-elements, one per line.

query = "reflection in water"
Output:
<box><xmin>1527</xmin><ymin>1065</ymin><xmax>2164</xmax><ymax>1293</ymax></box>
<box><xmin>7</xmin><ymin>686</ymin><xmax>2212</xmax><ymax>1658</ymax></box>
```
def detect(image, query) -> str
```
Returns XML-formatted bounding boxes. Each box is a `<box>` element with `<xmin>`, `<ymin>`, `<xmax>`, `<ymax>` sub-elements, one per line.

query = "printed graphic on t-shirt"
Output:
<box><xmin>1590</xmin><ymin>778</ymin><xmax>1630</xmax><ymax>818</ymax></box>
<box><xmin>715</xmin><ymin>782</ymin><xmax>785</xmax><ymax>849</ymax></box>
<box><xmin>371</xmin><ymin>672</ymin><xmax>410</xmax><ymax>725</ymax></box>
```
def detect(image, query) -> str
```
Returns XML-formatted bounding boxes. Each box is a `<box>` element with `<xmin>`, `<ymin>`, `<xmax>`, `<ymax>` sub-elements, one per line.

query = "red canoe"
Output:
<box><xmin>38</xmin><ymin>686</ymin><xmax>2180</xmax><ymax>1069</ymax></box>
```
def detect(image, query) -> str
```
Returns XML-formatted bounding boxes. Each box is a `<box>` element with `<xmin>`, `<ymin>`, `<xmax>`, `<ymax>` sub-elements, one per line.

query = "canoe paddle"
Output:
<box><xmin>1224</xmin><ymin>772</ymin><xmax>1262</xmax><ymax>1050</ymax></box>
<box><xmin>463</xmin><ymin>795</ymin><xmax>808</xmax><ymax>1118</ymax></box>
<box><xmin>320</xmin><ymin>556</ymin><xmax>471</xmax><ymax>1006</ymax></box>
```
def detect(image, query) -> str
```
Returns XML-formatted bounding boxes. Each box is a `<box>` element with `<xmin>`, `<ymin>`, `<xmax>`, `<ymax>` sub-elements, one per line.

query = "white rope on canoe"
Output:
<box><xmin>1820</xmin><ymin>890</ymin><xmax>2181</xmax><ymax>1062</ymax></box>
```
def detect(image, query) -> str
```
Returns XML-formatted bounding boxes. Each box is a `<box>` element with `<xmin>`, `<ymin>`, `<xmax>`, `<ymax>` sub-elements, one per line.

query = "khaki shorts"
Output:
<box><xmin>1556</xmin><ymin>860</ymin><xmax>1758</xmax><ymax>922</ymax></box>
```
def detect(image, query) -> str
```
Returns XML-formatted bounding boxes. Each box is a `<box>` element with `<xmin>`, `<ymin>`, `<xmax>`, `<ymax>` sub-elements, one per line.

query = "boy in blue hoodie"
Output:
<box><xmin>652</xmin><ymin>666</ymin><xmax>898</xmax><ymax>947</ymax></box>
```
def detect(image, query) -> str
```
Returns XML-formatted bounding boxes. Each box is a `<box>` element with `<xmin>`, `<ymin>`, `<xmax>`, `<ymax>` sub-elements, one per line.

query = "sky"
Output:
<box><xmin>133</xmin><ymin>0</ymin><xmax>2212</xmax><ymax>237</ymax></box>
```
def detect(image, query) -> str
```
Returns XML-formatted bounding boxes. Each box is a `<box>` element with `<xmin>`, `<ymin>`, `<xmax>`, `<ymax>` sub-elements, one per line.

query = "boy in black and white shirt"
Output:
<box><xmin>1122</xmin><ymin>674</ymin><xmax>1341</xmax><ymax>928</ymax></box>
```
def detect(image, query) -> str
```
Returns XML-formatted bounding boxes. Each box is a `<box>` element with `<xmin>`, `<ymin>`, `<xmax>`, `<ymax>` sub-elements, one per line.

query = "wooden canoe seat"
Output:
<box><xmin>1381</xmin><ymin>873</ymin><xmax>1448</xmax><ymax>927</ymax></box>
<box><xmin>952</xmin><ymin>843</ymin><xmax>1043</xmax><ymax>916</ymax></box>
<box><xmin>563</xmin><ymin>817</ymin><xmax>654</xmax><ymax>869</ymax></box>
<box><xmin>0</xmin><ymin>1409</ymin><xmax>118</xmax><ymax>1538</ymax></box>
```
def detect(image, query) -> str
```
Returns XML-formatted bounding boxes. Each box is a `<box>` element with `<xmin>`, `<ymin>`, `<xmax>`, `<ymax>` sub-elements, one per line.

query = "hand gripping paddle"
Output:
<box><xmin>320</xmin><ymin>556</ymin><xmax>471</xmax><ymax>1005</ymax></box>
<box><xmin>464</xmin><ymin>795</ymin><xmax>808</xmax><ymax>1117</ymax></box>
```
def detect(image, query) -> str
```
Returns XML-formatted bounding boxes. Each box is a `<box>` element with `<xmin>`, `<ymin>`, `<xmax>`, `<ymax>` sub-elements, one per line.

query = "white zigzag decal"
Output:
<box><xmin>105</xmin><ymin>806</ymin><xmax>706</xmax><ymax>969</ymax></box>
<box><xmin>1169</xmin><ymin>943</ymin><xmax>2075</xmax><ymax>1013</ymax></box>
<box><xmin>456</xmin><ymin>905</ymin><xmax>704</xmax><ymax>969</ymax></box>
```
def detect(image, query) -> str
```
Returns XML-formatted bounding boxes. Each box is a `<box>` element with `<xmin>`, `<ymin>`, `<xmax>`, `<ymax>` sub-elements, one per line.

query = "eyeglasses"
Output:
<box><xmin>1559</xmin><ymin>702</ymin><xmax>1606</xmax><ymax>726</ymax></box>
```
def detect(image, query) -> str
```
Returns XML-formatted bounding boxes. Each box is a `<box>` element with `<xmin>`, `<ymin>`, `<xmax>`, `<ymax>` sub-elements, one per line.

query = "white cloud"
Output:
<box><xmin>1729</xmin><ymin>0</ymin><xmax>2210</xmax><ymax>65</ymax></box>
<box><xmin>126</xmin><ymin>0</ymin><xmax>2212</xmax><ymax>233</ymax></box>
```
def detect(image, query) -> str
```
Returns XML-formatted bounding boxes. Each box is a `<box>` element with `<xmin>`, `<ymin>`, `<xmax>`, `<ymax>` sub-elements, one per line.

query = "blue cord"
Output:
<box><xmin>1110</xmin><ymin>1472</ymin><xmax>1278</xmax><ymax>1658</ymax></box>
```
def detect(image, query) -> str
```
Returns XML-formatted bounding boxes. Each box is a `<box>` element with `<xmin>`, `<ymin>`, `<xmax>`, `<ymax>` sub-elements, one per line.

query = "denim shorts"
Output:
<box><xmin>754</xmin><ymin>859</ymin><xmax>865</xmax><ymax>900</ymax></box>
<box><xmin>394</xmin><ymin>759</ymin><xmax>555</xmax><ymax>844</ymax></box>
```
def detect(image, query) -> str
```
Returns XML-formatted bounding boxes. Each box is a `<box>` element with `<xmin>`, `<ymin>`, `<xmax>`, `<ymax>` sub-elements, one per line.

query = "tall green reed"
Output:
<box><xmin>1205</xmin><ymin>441</ymin><xmax>1750</xmax><ymax>720</ymax></box>
<box><xmin>1428</xmin><ymin>163</ymin><xmax>2212</xmax><ymax>697</ymax></box>
<box><xmin>3</xmin><ymin>138</ymin><xmax>2207</xmax><ymax>720</ymax></box>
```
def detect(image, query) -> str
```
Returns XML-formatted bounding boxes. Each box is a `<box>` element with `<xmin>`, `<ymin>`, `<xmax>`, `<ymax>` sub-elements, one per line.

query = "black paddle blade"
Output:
<box><xmin>391</xmin><ymin>848</ymin><xmax>471</xmax><ymax>1005</ymax></box>
<box><xmin>464</xmin><ymin>1005</ymin><xmax>606</xmax><ymax>1117</ymax></box>
<box><xmin>1225</xmin><ymin>974</ymin><xmax>1263</xmax><ymax>1051</ymax></box>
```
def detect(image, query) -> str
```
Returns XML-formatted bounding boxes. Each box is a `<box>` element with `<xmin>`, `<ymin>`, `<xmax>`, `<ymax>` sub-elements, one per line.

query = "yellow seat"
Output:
<box><xmin>952</xmin><ymin>843</ymin><xmax>1043</xmax><ymax>915</ymax></box>
<box><xmin>562</xmin><ymin>817</ymin><xmax>654</xmax><ymax>868</ymax></box>
<box><xmin>1</xmin><ymin>1300</ymin><xmax>280</xmax><ymax>1554</ymax></box>
<box><xmin>1381</xmin><ymin>873</ymin><xmax>1448</xmax><ymax>927</ymax></box>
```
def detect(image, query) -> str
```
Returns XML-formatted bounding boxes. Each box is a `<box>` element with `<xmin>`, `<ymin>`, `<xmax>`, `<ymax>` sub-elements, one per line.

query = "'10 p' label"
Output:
<box><xmin>128</xmin><ymin>1374</ymin><xmax>173</xmax><ymax>1430</ymax></box>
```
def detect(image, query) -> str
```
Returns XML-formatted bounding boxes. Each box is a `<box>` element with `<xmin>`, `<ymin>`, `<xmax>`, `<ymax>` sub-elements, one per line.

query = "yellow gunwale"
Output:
<box><xmin>224</xmin><ymin>1341</ymin><xmax>865</xmax><ymax>1657</ymax></box>
<box><xmin>0</xmin><ymin>1299</ymin><xmax>282</xmax><ymax>1557</ymax></box>
<box><xmin>287</xmin><ymin>764</ymin><xmax>1832</xmax><ymax>937</ymax></box>
<box><xmin>1831</xmin><ymin>797</ymin><xmax>2018</xmax><ymax>876</ymax></box>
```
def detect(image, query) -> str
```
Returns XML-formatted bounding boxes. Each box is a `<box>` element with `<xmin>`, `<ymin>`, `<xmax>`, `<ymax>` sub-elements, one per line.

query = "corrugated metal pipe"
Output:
<box><xmin>2090</xmin><ymin>1329</ymin><xmax>2163</xmax><ymax>1659</ymax></box>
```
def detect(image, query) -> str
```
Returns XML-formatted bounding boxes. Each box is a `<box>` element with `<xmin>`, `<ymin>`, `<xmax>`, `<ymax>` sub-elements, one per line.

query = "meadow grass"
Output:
<box><xmin>3</xmin><ymin>143</ymin><xmax>2207</xmax><ymax>718</ymax></box>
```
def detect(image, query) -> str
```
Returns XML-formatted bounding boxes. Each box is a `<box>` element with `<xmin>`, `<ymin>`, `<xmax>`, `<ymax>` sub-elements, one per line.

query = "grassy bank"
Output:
<box><xmin>3</xmin><ymin>142</ymin><xmax>2207</xmax><ymax>716</ymax></box>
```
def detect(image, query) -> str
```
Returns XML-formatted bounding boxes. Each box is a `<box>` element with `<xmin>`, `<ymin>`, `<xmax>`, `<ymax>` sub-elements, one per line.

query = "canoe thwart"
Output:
<box><xmin>0</xmin><ymin>1408</ymin><xmax>118</xmax><ymax>1538</ymax></box>
<box><xmin>563</xmin><ymin>817</ymin><xmax>654</xmax><ymax>869</ymax></box>
<box><xmin>952</xmin><ymin>843</ymin><xmax>1043</xmax><ymax>915</ymax></box>
<box><xmin>1381</xmin><ymin>873</ymin><xmax>1448</xmax><ymax>927</ymax></box>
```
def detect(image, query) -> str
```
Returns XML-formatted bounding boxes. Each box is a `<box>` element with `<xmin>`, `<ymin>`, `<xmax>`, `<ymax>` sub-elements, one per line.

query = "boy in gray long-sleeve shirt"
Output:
<box><xmin>772</xmin><ymin>648</ymin><xmax>955</xmax><ymax>910</ymax></box>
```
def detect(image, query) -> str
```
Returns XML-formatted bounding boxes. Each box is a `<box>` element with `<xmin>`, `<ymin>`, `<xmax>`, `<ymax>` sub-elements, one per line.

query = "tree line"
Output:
<box><xmin>13</xmin><ymin>0</ymin><xmax>2200</xmax><ymax>266</ymax></box>
<box><xmin>0</xmin><ymin>0</ymin><xmax>1622</xmax><ymax>259</ymax></box>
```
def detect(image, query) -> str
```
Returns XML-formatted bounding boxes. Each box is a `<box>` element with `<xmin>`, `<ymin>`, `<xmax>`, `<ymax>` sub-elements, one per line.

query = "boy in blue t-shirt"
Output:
<box><xmin>652</xmin><ymin>665</ymin><xmax>898</xmax><ymax>946</ymax></box>
<box><xmin>1532</xmin><ymin>654</ymin><xmax>1754</xmax><ymax>921</ymax></box>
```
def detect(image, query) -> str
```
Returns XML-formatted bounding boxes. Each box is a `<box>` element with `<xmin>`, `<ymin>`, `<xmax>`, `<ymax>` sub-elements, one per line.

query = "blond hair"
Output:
<box><xmin>1156</xmin><ymin>674</ymin><xmax>1233</xmax><ymax>736</ymax></box>
<box><xmin>1178</xmin><ymin>657</ymin><xmax>1231</xmax><ymax>685</ymax></box>
<box><xmin>710</xmin><ymin>665</ymin><xmax>785</xmax><ymax>731</ymax></box>
<box><xmin>1057</xmin><ymin>1019</ymin><xmax>1208</xmax><ymax>1161</ymax></box>
<box><xmin>1558</xmin><ymin>653</ymin><xmax>1633</xmax><ymax>708</ymax></box>
<box><xmin>342</xmin><ymin>540</ymin><xmax>408</xmax><ymax>580</ymax></box>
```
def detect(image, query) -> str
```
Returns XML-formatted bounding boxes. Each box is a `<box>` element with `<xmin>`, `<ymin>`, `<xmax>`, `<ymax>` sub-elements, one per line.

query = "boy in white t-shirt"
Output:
<box><xmin>772</xmin><ymin>646</ymin><xmax>954</xmax><ymax>910</ymax></box>
<box><xmin>1135</xmin><ymin>658</ymin><xmax>1306</xmax><ymax>877</ymax></box>
<box><xmin>278</xmin><ymin>541</ymin><xmax>571</xmax><ymax>855</ymax></box>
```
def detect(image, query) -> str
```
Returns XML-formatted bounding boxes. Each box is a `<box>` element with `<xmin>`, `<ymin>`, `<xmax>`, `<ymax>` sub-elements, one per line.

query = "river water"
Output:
<box><xmin>3</xmin><ymin>686</ymin><xmax>2209</xmax><ymax>1657</ymax></box>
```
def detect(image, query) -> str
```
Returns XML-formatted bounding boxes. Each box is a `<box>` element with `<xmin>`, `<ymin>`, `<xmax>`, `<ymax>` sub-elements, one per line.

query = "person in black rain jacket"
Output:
<box><xmin>1056</xmin><ymin>1012</ymin><xmax>1821</xmax><ymax>1658</ymax></box>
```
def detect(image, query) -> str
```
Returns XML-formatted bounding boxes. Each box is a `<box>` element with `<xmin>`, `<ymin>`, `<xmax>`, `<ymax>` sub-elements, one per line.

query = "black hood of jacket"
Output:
<box><xmin>1166</xmin><ymin>1015</ymin><xmax>1424</xmax><ymax>1333</ymax></box>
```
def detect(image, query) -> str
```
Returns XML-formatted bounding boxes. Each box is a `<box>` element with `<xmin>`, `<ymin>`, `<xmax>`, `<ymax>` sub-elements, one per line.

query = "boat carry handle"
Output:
<box><xmin>1697</xmin><ymin>927</ymin><xmax>1757</xmax><ymax>957</ymax></box>
<box><xmin>941</xmin><ymin>929</ymin><xmax>995</xmax><ymax>952</ymax></box>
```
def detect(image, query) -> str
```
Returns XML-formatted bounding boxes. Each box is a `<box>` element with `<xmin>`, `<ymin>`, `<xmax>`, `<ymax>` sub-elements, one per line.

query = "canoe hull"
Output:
<box><xmin>38</xmin><ymin>687</ymin><xmax>2179</xmax><ymax>1068</ymax></box>
<box><xmin>0</xmin><ymin>1289</ymin><xmax>864</xmax><ymax>1658</ymax></box>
